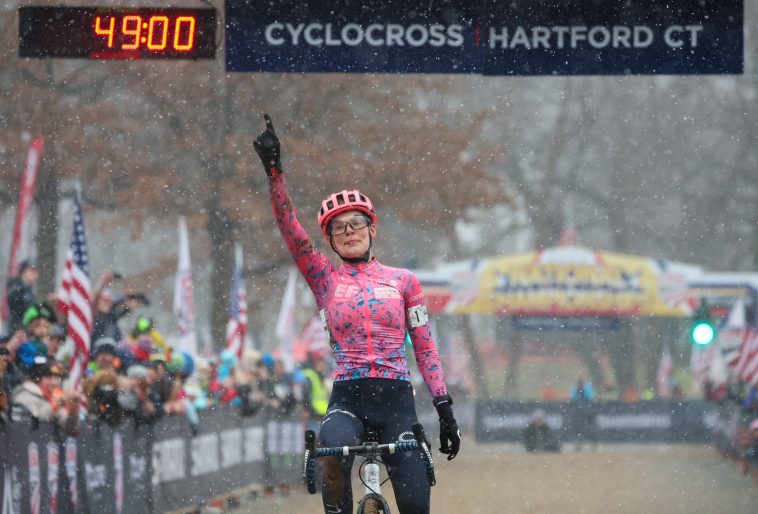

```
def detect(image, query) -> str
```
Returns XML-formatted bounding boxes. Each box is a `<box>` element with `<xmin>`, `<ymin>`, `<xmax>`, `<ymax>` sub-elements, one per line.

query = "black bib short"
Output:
<box><xmin>319</xmin><ymin>378</ymin><xmax>430</xmax><ymax>514</ymax></box>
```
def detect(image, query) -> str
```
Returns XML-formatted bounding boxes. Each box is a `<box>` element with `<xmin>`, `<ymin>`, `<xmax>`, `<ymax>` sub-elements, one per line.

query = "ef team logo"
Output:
<box><xmin>334</xmin><ymin>283</ymin><xmax>360</xmax><ymax>300</ymax></box>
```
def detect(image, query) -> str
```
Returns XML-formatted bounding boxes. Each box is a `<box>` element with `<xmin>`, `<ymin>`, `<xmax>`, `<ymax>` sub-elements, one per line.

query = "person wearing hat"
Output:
<box><xmin>12</xmin><ymin>356</ymin><xmax>81</xmax><ymax>435</ymax></box>
<box><xmin>5</xmin><ymin>258</ymin><xmax>40</xmax><ymax>334</ymax></box>
<box><xmin>131</xmin><ymin>316</ymin><xmax>170</xmax><ymax>355</ymax></box>
<box><xmin>14</xmin><ymin>303</ymin><xmax>53</xmax><ymax>376</ymax></box>
<box><xmin>89</xmin><ymin>337</ymin><xmax>120</xmax><ymax>373</ymax></box>
<box><xmin>23</xmin><ymin>302</ymin><xmax>53</xmax><ymax>336</ymax></box>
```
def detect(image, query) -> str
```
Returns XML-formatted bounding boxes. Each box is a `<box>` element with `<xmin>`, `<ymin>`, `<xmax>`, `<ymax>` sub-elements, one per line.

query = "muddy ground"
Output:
<box><xmin>236</xmin><ymin>442</ymin><xmax>758</xmax><ymax>514</ymax></box>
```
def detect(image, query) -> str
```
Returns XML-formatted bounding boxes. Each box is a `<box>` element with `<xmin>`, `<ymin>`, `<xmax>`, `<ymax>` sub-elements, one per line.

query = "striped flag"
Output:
<box><xmin>58</xmin><ymin>194</ymin><xmax>92</xmax><ymax>390</ymax></box>
<box><xmin>173</xmin><ymin>217</ymin><xmax>197</xmax><ymax>355</ymax></box>
<box><xmin>275</xmin><ymin>267</ymin><xmax>298</xmax><ymax>371</ymax></box>
<box><xmin>720</xmin><ymin>298</ymin><xmax>747</xmax><ymax>367</ymax></box>
<box><xmin>225</xmin><ymin>244</ymin><xmax>248</xmax><ymax>360</ymax></box>
<box><xmin>733</xmin><ymin>328</ymin><xmax>758</xmax><ymax>386</ymax></box>
<box><xmin>1</xmin><ymin>136</ymin><xmax>43</xmax><ymax>327</ymax></box>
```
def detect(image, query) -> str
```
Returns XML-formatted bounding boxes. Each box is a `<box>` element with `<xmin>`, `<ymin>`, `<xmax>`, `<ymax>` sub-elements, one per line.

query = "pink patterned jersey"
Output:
<box><xmin>269</xmin><ymin>175</ymin><xmax>448</xmax><ymax>398</ymax></box>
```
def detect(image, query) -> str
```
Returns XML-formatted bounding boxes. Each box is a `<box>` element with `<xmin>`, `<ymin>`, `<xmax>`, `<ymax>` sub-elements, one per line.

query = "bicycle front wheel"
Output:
<box><xmin>357</xmin><ymin>492</ymin><xmax>391</xmax><ymax>514</ymax></box>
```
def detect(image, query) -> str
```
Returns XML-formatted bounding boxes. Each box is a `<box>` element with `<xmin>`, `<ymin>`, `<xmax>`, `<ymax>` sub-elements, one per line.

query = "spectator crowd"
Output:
<box><xmin>1</xmin><ymin>259</ymin><xmax>333</xmax><ymax>442</ymax></box>
<box><xmin>705</xmin><ymin>377</ymin><xmax>758</xmax><ymax>475</ymax></box>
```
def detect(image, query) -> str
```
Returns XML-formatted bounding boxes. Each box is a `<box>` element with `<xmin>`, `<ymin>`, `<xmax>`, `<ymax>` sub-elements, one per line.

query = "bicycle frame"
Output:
<box><xmin>362</xmin><ymin>452</ymin><xmax>382</xmax><ymax>497</ymax></box>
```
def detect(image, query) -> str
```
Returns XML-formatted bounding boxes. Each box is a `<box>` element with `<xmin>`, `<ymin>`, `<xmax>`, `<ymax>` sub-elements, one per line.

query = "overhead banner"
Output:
<box><xmin>482</xmin><ymin>0</ymin><xmax>743</xmax><ymax>75</ymax></box>
<box><xmin>417</xmin><ymin>246</ymin><xmax>703</xmax><ymax>317</ymax></box>
<box><xmin>225</xmin><ymin>0</ymin><xmax>743</xmax><ymax>75</ymax></box>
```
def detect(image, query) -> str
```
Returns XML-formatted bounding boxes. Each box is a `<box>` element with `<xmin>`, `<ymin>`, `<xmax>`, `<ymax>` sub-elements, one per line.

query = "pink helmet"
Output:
<box><xmin>317</xmin><ymin>190</ymin><xmax>376</xmax><ymax>235</ymax></box>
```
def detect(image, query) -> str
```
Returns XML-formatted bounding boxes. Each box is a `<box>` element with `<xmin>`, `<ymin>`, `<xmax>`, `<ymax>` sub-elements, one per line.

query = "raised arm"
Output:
<box><xmin>253</xmin><ymin>115</ymin><xmax>332</xmax><ymax>304</ymax></box>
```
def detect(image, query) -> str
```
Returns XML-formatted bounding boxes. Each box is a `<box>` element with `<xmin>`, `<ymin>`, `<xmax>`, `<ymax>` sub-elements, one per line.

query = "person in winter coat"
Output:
<box><xmin>5</xmin><ymin>258</ymin><xmax>40</xmax><ymax>335</ymax></box>
<box><xmin>12</xmin><ymin>356</ymin><xmax>81</xmax><ymax>435</ymax></box>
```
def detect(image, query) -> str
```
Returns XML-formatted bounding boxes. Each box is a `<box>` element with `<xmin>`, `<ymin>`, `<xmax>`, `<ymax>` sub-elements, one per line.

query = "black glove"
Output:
<box><xmin>253</xmin><ymin>113</ymin><xmax>282</xmax><ymax>177</ymax></box>
<box><xmin>434</xmin><ymin>395</ymin><xmax>461</xmax><ymax>460</ymax></box>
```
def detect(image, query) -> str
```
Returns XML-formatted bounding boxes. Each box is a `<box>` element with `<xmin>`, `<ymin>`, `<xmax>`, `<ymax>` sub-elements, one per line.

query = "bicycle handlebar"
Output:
<box><xmin>303</xmin><ymin>422</ymin><xmax>436</xmax><ymax>494</ymax></box>
<box><xmin>314</xmin><ymin>440</ymin><xmax>421</xmax><ymax>457</ymax></box>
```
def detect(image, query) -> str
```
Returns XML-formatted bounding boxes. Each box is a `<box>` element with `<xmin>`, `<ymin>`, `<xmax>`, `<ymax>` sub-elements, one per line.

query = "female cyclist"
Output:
<box><xmin>254</xmin><ymin>115</ymin><xmax>460</xmax><ymax>514</ymax></box>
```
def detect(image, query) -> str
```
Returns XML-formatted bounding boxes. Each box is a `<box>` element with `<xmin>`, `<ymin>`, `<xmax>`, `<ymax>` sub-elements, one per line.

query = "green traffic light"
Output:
<box><xmin>691</xmin><ymin>321</ymin><xmax>715</xmax><ymax>345</ymax></box>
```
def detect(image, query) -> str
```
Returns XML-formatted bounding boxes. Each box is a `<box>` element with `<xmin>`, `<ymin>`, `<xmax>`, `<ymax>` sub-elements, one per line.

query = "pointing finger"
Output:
<box><xmin>263</xmin><ymin>113</ymin><xmax>276</xmax><ymax>134</ymax></box>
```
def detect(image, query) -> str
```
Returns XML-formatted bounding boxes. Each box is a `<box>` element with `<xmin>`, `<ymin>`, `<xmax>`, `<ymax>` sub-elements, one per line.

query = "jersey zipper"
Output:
<box><xmin>363</xmin><ymin>276</ymin><xmax>376</xmax><ymax>377</ymax></box>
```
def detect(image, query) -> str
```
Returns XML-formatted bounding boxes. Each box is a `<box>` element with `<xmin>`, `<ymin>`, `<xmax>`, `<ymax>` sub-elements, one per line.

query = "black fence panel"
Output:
<box><xmin>1</xmin><ymin>406</ymin><xmax>302</xmax><ymax>514</ymax></box>
<box><xmin>151</xmin><ymin>405</ymin><xmax>271</xmax><ymax>513</ymax></box>
<box><xmin>78</xmin><ymin>422</ymin><xmax>118</xmax><ymax>513</ymax></box>
<box><xmin>2</xmin><ymin>418</ymin><xmax>63</xmax><ymax>514</ymax></box>
<box><xmin>476</xmin><ymin>400</ymin><xmax>716</xmax><ymax>443</ymax></box>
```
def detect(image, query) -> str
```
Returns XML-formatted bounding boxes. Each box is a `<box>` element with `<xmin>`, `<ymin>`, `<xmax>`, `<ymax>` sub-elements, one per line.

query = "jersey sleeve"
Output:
<box><xmin>404</xmin><ymin>272</ymin><xmax>449</xmax><ymax>398</ymax></box>
<box><xmin>269</xmin><ymin>174</ymin><xmax>332</xmax><ymax>307</ymax></box>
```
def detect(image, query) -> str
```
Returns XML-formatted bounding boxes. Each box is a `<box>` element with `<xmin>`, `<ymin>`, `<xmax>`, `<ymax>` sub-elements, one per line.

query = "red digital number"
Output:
<box><xmin>94</xmin><ymin>16</ymin><xmax>115</xmax><ymax>48</ymax></box>
<box><xmin>174</xmin><ymin>16</ymin><xmax>196</xmax><ymax>51</ymax></box>
<box><xmin>95</xmin><ymin>12</ymin><xmax>197</xmax><ymax>54</ymax></box>
<box><xmin>147</xmin><ymin>16</ymin><xmax>169</xmax><ymax>50</ymax></box>
<box><xmin>121</xmin><ymin>15</ymin><xmax>142</xmax><ymax>50</ymax></box>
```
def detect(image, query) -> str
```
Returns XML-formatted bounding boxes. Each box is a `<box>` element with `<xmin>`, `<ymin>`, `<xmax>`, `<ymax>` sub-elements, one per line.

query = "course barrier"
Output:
<box><xmin>0</xmin><ymin>405</ymin><xmax>303</xmax><ymax>514</ymax></box>
<box><xmin>475</xmin><ymin>400</ymin><xmax>717</xmax><ymax>443</ymax></box>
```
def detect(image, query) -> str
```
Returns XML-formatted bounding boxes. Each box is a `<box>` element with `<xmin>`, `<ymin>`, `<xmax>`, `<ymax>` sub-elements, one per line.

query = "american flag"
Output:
<box><xmin>732</xmin><ymin>328</ymin><xmax>758</xmax><ymax>387</ymax></box>
<box><xmin>225</xmin><ymin>244</ymin><xmax>248</xmax><ymax>360</ymax></box>
<box><xmin>58</xmin><ymin>194</ymin><xmax>92</xmax><ymax>390</ymax></box>
<box><xmin>720</xmin><ymin>298</ymin><xmax>747</xmax><ymax>367</ymax></box>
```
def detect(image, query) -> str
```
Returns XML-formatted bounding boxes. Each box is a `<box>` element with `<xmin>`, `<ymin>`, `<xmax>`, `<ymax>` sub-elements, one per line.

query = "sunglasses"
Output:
<box><xmin>329</xmin><ymin>215</ymin><xmax>371</xmax><ymax>236</ymax></box>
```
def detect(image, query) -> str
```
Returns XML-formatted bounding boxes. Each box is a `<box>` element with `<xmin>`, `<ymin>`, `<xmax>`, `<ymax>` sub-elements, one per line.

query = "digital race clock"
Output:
<box><xmin>19</xmin><ymin>6</ymin><xmax>216</xmax><ymax>59</ymax></box>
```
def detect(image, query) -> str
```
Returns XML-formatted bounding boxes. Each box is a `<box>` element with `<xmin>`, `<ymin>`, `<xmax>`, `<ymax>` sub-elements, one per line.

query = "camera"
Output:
<box><xmin>93</xmin><ymin>384</ymin><xmax>123</xmax><ymax>426</ymax></box>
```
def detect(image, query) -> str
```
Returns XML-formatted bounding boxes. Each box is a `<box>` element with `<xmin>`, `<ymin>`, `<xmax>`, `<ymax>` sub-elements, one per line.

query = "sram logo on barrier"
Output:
<box><xmin>225</xmin><ymin>0</ymin><xmax>743</xmax><ymax>75</ymax></box>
